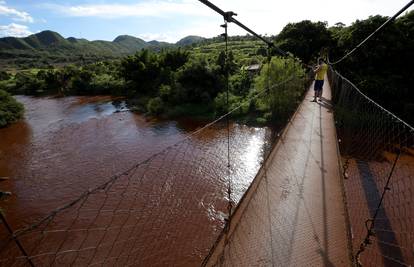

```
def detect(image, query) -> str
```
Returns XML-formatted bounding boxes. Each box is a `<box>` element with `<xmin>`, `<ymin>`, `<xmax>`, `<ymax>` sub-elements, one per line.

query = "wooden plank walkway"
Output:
<box><xmin>205</xmin><ymin>78</ymin><xmax>352</xmax><ymax>267</ymax></box>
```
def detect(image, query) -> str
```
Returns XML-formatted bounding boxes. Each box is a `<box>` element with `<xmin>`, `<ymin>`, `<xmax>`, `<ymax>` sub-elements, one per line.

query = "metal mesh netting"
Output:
<box><xmin>0</xmin><ymin>74</ymin><xmax>308</xmax><ymax>266</ymax></box>
<box><xmin>0</xmin><ymin>122</ymin><xmax>249</xmax><ymax>266</ymax></box>
<box><xmin>202</xmin><ymin>76</ymin><xmax>352</xmax><ymax>267</ymax></box>
<box><xmin>329</xmin><ymin>68</ymin><xmax>414</xmax><ymax>267</ymax></box>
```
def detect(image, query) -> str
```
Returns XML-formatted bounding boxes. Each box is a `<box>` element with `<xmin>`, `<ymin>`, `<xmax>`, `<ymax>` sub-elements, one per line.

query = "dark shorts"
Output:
<box><xmin>314</xmin><ymin>80</ymin><xmax>324</xmax><ymax>91</ymax></box>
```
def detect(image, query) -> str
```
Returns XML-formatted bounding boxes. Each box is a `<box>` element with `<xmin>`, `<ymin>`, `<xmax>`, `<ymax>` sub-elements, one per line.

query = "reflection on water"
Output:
<box><xmin>0</xmin><ymin>95</ymin><xmax>273</xmax><ymax>265</ymax></box>
<box><xmin>231</xmin><ymin>127</ymin><xmax>268</xmax><ymax>203</ymax></box>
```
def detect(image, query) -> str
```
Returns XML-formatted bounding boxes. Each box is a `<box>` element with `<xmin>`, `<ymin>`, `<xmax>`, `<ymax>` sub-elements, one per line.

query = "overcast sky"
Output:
<box><xmin>0</xmin><ymin>0</ymin><xmax>413</xmax><ymax>42</ymax></box>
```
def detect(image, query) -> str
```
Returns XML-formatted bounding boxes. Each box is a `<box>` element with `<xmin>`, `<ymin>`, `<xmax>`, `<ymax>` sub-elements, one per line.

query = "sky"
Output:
<box><xmin>0</xmin><ymin>0</ymin><xmax>413</xmax><ymax>42</ymax></box>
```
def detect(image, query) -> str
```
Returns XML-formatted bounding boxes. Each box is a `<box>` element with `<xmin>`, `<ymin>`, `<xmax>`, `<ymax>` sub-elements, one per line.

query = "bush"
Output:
<box><xmin>214</xmin><ymin>92</ymin><xmax>248</xmax><ymax>116</ymax></box>
<box><xmin>14</xmin><ymin>71</ymin><xmax>45</xmax><ymax>95</ymax></box>
<box><xmin>90</xmin><ymin>74</ymin><xmax>125</xmax><ymax>95</ymax></box>
<box><xmin>146</xmin><ymin>97</ymin><xmax>164</xmax><ymax>115</ymax></box>
<box><xmin>176</xmin><ymin>58</ymin><xmax>224</xmax><ymax>103</ymax></box>
<box><xmin>159</xmin><ymin>84</ymin><xmax>172</xmax><ymax>101</ymax></box>
<box><xmin>0</xmin><ymin>71</ymin><xmax>11</xmax><ymax>81</ymax></box>
<box><xmin>230</xmin><ymin>69</ymin><xmax>252</xmax><ymax>96</ymax></box>
<box><xmin>0</xmin><ymin>79</ymin><xmax>16</xmax><ymax>93</ymax></box>
<box><xmin>0</xmin><ymin>89</ymin><xmax>24</xmax><ymax>127</ymax></box>
<box><xmin>254</xmin><ymin>56</ymin><xmax>305</xmax><ymax>123</ymax></box>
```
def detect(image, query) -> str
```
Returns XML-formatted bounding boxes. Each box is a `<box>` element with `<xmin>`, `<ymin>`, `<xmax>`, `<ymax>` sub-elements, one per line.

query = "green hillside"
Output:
<box><xmin>0</xmin><ymin>31</ymin><xmax>206</xmax><ymax>69</ymax></box>
<box><xmin>113</xmin><ymin>35</ymin><xmax>148</xmax><ymax>50</ymax></box>
<box><xmin>176</xmin><ymin>35</ymin><xmax>206</xmax><ymax>47</ymax></box>
<box><xmin>23</xmin><ymin>30</ymin><xmax>68</xmax><ymax>48</ymax></box>
<box><xmin>192</xmin><ymin>38</ymin><xmax>267</xmax><ymax>66</ymax></box>
<box><xmin>0</xmin><ymin>37</ymin><xmax>34</xmax><ymax>50</ymax></box>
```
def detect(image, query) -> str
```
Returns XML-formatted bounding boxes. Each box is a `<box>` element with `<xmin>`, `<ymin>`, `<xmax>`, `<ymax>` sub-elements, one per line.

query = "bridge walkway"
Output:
<box><xmin>205</xmin><ymin>78</ymin><xmax>352</xmax><ymax>266</ymax></box>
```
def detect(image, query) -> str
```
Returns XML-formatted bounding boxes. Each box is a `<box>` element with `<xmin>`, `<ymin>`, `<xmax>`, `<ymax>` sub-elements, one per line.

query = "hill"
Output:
<box><xmin>176</xmin><ymin>35</ymin><xmax>205</xmax><ymax>47</ymax></box>
<box><xmin>24</xmin><ymin>30</ymin><xmax>69</xmax><ymax>48</ymax></box>
<box><xmin>0</xmin><ymin>31</ymin><xmax>206</xmax><ymax>69</ymax></box>
<box><xmin>113</xmin><ymin>35</ymin><xmax>148</xmax><ymax>50</ymax></box>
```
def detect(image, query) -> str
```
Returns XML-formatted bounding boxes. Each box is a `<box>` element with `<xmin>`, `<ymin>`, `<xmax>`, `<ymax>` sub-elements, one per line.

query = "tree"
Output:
<box><xmin>0</xmin><ymin>89</ymin><xmax>24</xmax><ymax>127</ymax></box>
<box><xmin>71</xmin><ymin>69</ymin><xmax>94</xmax><ymax>94</ymax></box>
<box><xmin>216</xmin><ymin>51</ymin><xmax>237</xmax><ymax>75</ymax></box>
<box><xmin>147</xmin><ymin>97</ymin><xmax>164</xmax><ymax>114</ymax></box>
<box><xmin>119</xmin><ymin>49</ymin><xmax>161</xmax><ymax>95</ymax></box>
<box><xmin>275</xmin><ymin>20</ymin><xmax>333</xmax><ymax>63</ymax></box>
<box><xmin>161</xmin><ymin>49</ymin><xmax>189</xmax><ymax>71</ymax></box>
<box><xmin>14</xmin><ymin>71</ymin><xmax>44</xmax><ymax>95</ymax></box>
<box><xmin>331</xmin><ymin>12</ymin><xmax>414</xmax><ymax>125</ymax></box>
<box><xmin>254</xmin><ymin>56</ymin><xmax>305</xmax><ymax>122</ymax></box>
<box><xmin>176</xmin><ymin>58</ymin><xmax>223</xmax><ymax>103</ymax></box>
<box><xmin>230</xmin><ymin>69</ymin><xmax>252</xmax><ymax>96</ymax></box>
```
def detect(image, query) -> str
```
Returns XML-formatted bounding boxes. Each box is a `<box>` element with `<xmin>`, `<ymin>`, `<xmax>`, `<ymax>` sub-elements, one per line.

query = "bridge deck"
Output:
<box><xmin>205</xmin><ymin>79</ymin><xmax>352</xmax><ymax>266</ymax></box>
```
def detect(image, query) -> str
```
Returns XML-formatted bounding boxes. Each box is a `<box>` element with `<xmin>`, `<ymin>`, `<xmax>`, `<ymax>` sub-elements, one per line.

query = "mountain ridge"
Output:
<box><xmin>0</xmin><ymin>30</ymin><xmax>205</xmax><ymax>51</ymax></box>
<box><xmin>0</xmin><ymin>30</ymin><xmax>206</xmax><ymax>68</ymax></box>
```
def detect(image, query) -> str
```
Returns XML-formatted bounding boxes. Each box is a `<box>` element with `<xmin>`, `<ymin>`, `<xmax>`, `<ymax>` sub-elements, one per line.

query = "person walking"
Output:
<box><xmin>312</xmin><ymin>58</ymin><xmax>328</xmax><ymax>102</ymax></box>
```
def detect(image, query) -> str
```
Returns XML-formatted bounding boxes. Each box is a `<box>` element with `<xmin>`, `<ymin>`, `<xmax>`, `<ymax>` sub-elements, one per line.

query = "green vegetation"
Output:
<box><xmin>330</xmin><ymin>13</ymin><xmax>414</xmax><ymax>126</ymax></box>
<box><xmin>1</xmin><ymin>36</ymin><xmax>306</xmax><ymax>126</ymax></box>
<box><xmin>272</xmin><ymin>12</ymin><xmax>414</xmax><ymax>126</ymax></box>
<box><xmin>275</xmin><ymin>20</ymin><xmax>332</xmax><ymax>63</ymax></box>
<box><xmin>2</xmin><ymin>10</ymin><xmax>413</xmax><ymax>128</ymax></box>
<box><xmin>0</xmin><ymin>89</ymin><xmax>24</xmax><ymax>128</ymax></box>
<box><xmin>0</xmin><ymin>31</ymin><xmax>204</xmax><ymax>69</ymax></box>
<box><xmin>254</xmin><ymin>57</ymin><xmax>305</xmax><ymax>124</ymax></box>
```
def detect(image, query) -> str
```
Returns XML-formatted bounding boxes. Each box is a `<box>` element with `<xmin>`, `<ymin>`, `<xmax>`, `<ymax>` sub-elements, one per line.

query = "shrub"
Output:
<box><xmin>146</xmin><ymin>97</ymin><xmax>164</xmax><ymax>115</ymax></box>
<box><xmin>0</xmin><ymin>71</ymin><xmax>11</xmax><ymax>81</ymax></box>
<box><xmin>214</xmin><ymin>91</ymin><xmax>248</xmax><ymax>116</ymax></box>
<box><xmin>159</xmin><ymin>84</ymin><xmax>172</xmax><ymax>101</ymax></box>
<box><xmin>254</xmin><ymin>56</ymin><xmax>305</xmax><ymax>122</ymax></box>
<box><xmin>0</xmin><ymin>89</ymin><xmax>24</xmax><ymax>127</ymax></box>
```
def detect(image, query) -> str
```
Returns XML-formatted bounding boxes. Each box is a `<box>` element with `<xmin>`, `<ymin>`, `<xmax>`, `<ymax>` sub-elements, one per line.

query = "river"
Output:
<box><xmin>0</xmin><ymin>96</ymin><xmax>274</xmax><ymax>266</ymax></box>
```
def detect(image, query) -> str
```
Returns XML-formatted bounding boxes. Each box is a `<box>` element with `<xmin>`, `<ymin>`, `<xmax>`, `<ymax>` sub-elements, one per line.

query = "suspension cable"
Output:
<box><xmin>328</xmin><ymin>0</ymin><xmax>414</xmax><ymax>65</ymax></box>
<box><xmin>221</xmin><ymin>19</ymin><xmax>233</xmax><ymax>223</ymax></box>
<box><xmin>197</xmin><ymin>0</ymin><xmax>288</xmax><ymax>57</ymax></box>
<box><xmin>198</xmin><ymin>0</ymin><xmax>318</xmax><ymax>69</ymax></box>
<box><xmin>198</xmin><ymin>0</ymin><xmax>273</xmax><ymax>46</ymax></box>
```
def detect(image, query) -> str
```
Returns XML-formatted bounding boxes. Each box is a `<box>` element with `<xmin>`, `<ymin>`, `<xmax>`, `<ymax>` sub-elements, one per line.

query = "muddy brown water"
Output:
<box><xmin>0</xmin><ymin>96</ymin><xmax>274</xmax><ymax>266</ymax></box>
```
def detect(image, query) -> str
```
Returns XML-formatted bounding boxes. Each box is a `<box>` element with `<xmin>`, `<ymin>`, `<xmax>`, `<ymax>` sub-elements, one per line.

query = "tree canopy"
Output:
<box><xmin>275</xmin><ymin>20</ymin><xmax>332</xmax><ymax>63</ymax></box>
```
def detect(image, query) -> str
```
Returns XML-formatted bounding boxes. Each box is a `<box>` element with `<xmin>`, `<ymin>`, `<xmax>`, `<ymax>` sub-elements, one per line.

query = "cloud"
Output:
<box><xmin>38</xmin><ymin>0</ymin><xmax>414</xmax><ymax>43</ymax></box>
<box><xmin>44</xmin><ymin>1</ymin><xmax>211</xmax><ymax>19</ymax></box>
<box><xmin>190</xmin><ymin>0</ymin><xmax>414</xmax><ymax>38</ymax></box>
<box><xmin>0</xmin><ymin>1</ymin><xmax>34</xmax><ymax>23</ymax></box>
<box><xmin>0</xmin><ymin>23</ymin><xmax>32</xmax><ymax>37</ymax></box>
<box><xmin>45</xmin><ymin>0</ymin><xmax>414</xmax><ymax>38</ymax></box>
<box><xmin>139</xmin><ymin>17</ymin><xmax>227</xmax><ymax>43</ymax></box>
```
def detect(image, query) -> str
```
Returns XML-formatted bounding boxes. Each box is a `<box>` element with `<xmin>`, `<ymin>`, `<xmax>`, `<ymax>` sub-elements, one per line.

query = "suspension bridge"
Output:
<box><xmin>1</xmin><ymin>0</ymin><xmax>414</xmax><ymax>266</ymax></box>
<box><xmin>203</xmin><ymin>76</ymin><xmax>352</xmax><ymax>266</ymax></box>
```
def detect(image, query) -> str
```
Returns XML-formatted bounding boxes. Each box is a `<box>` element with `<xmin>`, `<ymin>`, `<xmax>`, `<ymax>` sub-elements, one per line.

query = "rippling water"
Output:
<box><xmin>0</xmin><ymin>96</ymin><xmax>273</xmax><ymax>266</ymax></box>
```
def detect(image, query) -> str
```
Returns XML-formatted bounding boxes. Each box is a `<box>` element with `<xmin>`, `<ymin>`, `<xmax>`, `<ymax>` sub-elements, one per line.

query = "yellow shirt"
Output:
<box><xmin>315</xmin><ymin>64</ymin><xmax>328</xmax><ymax>80</ymax></box>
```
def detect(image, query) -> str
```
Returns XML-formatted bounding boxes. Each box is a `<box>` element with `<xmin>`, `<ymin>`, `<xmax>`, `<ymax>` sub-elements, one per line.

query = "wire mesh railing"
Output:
<box><xmin>328</xmin><ymin>67</ymin><xmax>414</xmax><ymax>267</ymax></box>
<box><xmin>0</xmin><ymin>73</ymin><xmax>309</xmax><ymax>266</ymax></box>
